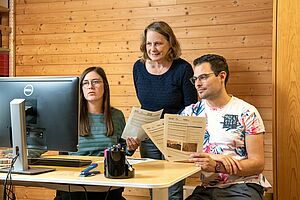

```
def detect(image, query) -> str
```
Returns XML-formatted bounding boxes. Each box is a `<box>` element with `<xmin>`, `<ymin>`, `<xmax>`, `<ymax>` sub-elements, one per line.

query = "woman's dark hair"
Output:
<box><xmin>79</xmin><ymin>66</ymin><xmax>114</xmax><ymax>136</ymax></box>
<box><xmin>193</xmin><ymin>54</ymin><xmax>230</xmax><ymax>86</ymax></box>
<box><xmin>140</xmin><ymin>21</ymin><xmax>181</xmax><ymax>62</ymax></box>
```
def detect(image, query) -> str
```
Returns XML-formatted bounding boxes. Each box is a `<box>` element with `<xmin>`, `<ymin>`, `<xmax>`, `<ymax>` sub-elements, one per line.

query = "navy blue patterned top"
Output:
<box><xmin>133</xmin><ymin>58</ymin><xmax>198</xmax><ymax>116</ymax></box>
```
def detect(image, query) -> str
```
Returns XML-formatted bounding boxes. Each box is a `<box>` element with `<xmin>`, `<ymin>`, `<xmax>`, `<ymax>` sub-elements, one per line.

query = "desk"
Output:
<box><xmin>0</xmin><ymin>156</ymin><xmax>200</xmax><ymax>200</ymax></box>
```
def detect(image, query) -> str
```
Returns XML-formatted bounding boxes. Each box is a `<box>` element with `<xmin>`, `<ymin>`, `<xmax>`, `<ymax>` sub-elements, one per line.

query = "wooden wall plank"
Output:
<box><xmin>264</xmin><ymin>121</ymin><xmax>272</xmax><ymax>133</ymax></box>
<box><xmin>258</xmin><ymin>108</ymin><xmax>272</xmax><ymax>121</ymax></box>
<box><xmin>16</xmin><ymin>0</ymin><xmax>272</xmax><ymax>18</ymax></box>
<box><xmin>16</xmin><ymin>0</ymin><xmax>82</xmax><ymax>3</ymax></box>
<box><xmin>16</xmin><ymin>47</ymin><xmax>271</xmax><ymax>66</ymax></box>
<box><xmin>16</xmin><ymin>34</ymin><xmax>271</xmax><ymax>55</ymax></box>
<box><xmin>17</xmin><ymin>22</ymin><xmax>272</xmax><ymax>40</ymax></box>
<box><xmin>14</xmin><ymin>70</ymin><xmax>271</xmax><ymax>87</ymax></box>
<box><xmin>238</xmin><ymin>95</ymin><xmax>272</xmax><ymax>108</ymax></box>
<box><xmin>182</xmin><ymin>47</ymin><xmax>272</xmax><ymax>61</ymax></box>
<box><xmin>17</xmin><ymin>0</ymin><xmax>271</xmax><ymax>14</ymax></box>
<box><xmin>229</xmin><ymin>58</ymin><xmax>272</xmax><ymax>71</ymax></box>
<box><xmin>227</xmin><ymin>84</ymin><xmax>272</xmax><ymax>96</ymax></box>
<box><xmin>16</xmin><ymin>9</ymin><xmax>272</xmax><ymax>27</ymax></box>
<box><xmin>16</xmin><ymin>22</ymin><xmax>272</xmax><ymax>44</ymax></box>
<box><xmin>14</xmin><ymin>58</ymin><xmax>271</xmax><ymax>77</ymax></box>
<box><xmin>16</xmin><ymin>0</ymin><xmax>271</xmax><ymax>17</ymax></box>
<box><xmin>264</xmin><ymin>132</ymin><xmax>272</xmax><ymax>145</ymax></box>
<box><xmin>180</xmin><ymin>34</ymin><xmax>272</xmax><ymax>50</ymax></box>
<box><xmin>15</xmin><ymin>64</ymin><xmax>133</xmax><ymax>75</ymax></box>
<box><xmin>16</xmin><ymin>0</ymin><xmax>176</xmax><ymax>14</ymax></box>
<box><xmin>229</xmin><ymin>71</ymin><xmax>272</xmax><ymax>84</ymax></box>
<box><xmin>16</xmin><ymin>41</ymin><xmax>140</xmax><ymax>55</ymax></box>
<box><xmin>110</xmin><ymin>96</ymin><xmax>140</xmax><ymax>107</ymax></box>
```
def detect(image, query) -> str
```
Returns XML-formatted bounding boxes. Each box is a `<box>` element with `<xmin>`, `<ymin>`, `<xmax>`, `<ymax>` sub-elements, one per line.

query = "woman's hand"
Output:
<box><xmin>126</xmin><ymin>137</ymin><xmax>140</xmax><ymax>151</ymax></box>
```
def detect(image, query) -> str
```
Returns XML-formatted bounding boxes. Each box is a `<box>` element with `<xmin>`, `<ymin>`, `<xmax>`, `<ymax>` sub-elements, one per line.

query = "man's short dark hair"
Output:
<box><xmin>193</xmin><ymin>54</ymin><xmax>229</xmax><ymax>86</ymax></box>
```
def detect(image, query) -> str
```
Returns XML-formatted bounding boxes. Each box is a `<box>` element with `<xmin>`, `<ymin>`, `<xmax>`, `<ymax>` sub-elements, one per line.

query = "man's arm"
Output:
<box><xmin>189</xmin><ymin>133</ymin><xmax>265</xmax><ymax>176</ymax></box>
<box><xmin>235</xmin><ymin>133</ymin><xmax>265</xmax><ymax>176</ymax></box>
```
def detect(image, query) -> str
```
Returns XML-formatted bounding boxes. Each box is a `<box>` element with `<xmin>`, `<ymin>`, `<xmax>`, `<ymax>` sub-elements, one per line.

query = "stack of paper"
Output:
<box><xmin>142</xmin><ymin>114</ymin><xmax>206</xmax><ymax>162</ymax></box>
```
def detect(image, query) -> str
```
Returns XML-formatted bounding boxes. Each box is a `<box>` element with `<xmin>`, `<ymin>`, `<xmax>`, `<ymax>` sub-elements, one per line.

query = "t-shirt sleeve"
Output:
<box><xmin>242</xmin><ymin>107</ymin><xmax>265</xmax><ymax>135</ymax></box>
<box><xmin>180</xmin><ymin>104</ymin><xmax>194</xmax><ymax>116</ymax></box>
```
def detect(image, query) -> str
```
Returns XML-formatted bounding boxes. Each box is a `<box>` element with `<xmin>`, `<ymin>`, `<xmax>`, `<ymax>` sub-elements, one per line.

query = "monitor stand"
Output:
<box><xmin>0</xmin><ymin>99</ymin><xmax>55</xmax><ymax>175</ymax></box>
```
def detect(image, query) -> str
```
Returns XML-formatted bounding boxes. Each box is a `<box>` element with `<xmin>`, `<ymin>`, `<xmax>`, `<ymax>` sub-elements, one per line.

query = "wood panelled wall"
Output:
<box><xmin>13</xmin><ymin>0</ymin><xmax>273</xmax><ymax>199</ymax></box>
<box><xmin>273</xmin><ymin>0</ymin><xmax>300</xmax><ymax>199</ymax></box>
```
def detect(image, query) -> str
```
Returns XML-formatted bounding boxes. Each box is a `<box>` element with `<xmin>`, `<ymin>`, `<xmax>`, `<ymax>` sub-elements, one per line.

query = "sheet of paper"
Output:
<box><xmin>121</xmin><ymin>107</ymin><xmax>163</xmax><ymax>141</ymax></box>
<box><xmin>126</xmin><ymin>157</ymin><xmax>157</xmax><ymax>165</ymax></box>
<box><xmin>142</xmin><ymin>119</ymin><xmax>168</xmax><ymax>157</ymax></box>
<box><xmin>164</xmin><ymin>114</ymin><xmax>206</xmax><ymax>162</ymax></box>
<box><xmin>142</xmin><ymin>114</ymin><xmax>206</xmax><ymax>162</ymax></box>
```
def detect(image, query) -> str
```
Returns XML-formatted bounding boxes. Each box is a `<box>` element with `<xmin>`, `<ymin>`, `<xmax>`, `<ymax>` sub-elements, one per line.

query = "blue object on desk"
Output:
<box><xmin>80</xmin><ymin>170</ymin><xmax>100</xmax><ymax>177</ymax></box>
<box><xmin>80</xmin><ymin>163</ymin><xmax>100</xmax><ymax>177</ymax></box>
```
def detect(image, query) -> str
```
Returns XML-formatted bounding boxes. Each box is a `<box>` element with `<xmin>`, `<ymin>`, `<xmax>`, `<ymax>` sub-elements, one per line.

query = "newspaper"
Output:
<box><xmin>142</xmin><ymin>114</ymin><xmax>206</xmax><ymax>162</ymax></box>
<box><xmin>121</xmin><ymin>107</ymin><xmax>163</xmax><ymax>141</ymax></box>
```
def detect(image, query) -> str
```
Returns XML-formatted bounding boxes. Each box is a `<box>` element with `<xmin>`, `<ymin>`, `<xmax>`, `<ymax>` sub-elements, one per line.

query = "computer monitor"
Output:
<box><xmin>0</xmin><ymin>76</ymin><xmax>80</xmax><ymax>174</ymax></box>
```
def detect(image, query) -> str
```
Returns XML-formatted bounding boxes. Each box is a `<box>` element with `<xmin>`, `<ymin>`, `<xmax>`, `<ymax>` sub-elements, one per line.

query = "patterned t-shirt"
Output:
<box><xmin>180</xmin><ymin>96</ymin><xmax>271</xmax><ymax>188</ymax></box>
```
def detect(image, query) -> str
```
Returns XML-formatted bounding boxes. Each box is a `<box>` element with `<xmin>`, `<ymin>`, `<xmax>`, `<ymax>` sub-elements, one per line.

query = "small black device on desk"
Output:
<box><xmin>28</xmin><ymin>157</ymin><xmax>92</xmax><ymax>167</ymax></box>
<box><xmin>104</xmin><ymin>144</ymin><xmax>134</xmax><ymax>179</ymax></box>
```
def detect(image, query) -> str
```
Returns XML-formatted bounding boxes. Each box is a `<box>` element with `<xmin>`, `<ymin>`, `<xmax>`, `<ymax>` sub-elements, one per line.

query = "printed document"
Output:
<box><xmin>142</xmin><ymin>114</ymin><xmax>206</xmax><ymax>162</ymax></box>
<box><xmin>142</xmin><ymin>119</ymin><xmax>168</xmax><ymax>157</ymax></box>
<box><xmin>122</xmin><ymin>107</ymin><xmax>163</xmax><ymax>141</ymax></box>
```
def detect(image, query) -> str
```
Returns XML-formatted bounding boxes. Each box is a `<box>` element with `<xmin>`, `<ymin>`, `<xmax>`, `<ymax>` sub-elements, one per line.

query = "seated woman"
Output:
<box><xmin>55</xmin><ymin>66</ymin><xmax>139</xmax><ymax>200</ymax></box>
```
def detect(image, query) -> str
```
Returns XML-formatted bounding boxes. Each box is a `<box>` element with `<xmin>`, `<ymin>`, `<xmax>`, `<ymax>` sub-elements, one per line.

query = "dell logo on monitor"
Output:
<box><xmin>24</xmin><ymin>84</ymin><xmax>34</xmax><ymax>96</ymax></box>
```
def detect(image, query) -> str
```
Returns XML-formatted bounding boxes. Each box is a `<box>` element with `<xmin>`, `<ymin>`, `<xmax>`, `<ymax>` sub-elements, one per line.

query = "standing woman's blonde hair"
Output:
<box><xmin>79</xmin><ymin>67</ymin><xmax>114</xmax><ymax>136</ymax></box>
<box><xmin>140</xmin><ymin>21</ymin><xmax>182</xmax><ymax>62</ymax></box>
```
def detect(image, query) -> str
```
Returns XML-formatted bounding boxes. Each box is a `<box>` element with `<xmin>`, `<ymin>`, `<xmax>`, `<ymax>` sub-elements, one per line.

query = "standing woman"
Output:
<box><xmin>133</xmin><ymin>21</ymin><xmax>198</xmax><ymax>200</ymax></box>
<box><xmin>55</xmin><ymin>67</ymin><xmax>139</xmax><ymax>200</ymax></box>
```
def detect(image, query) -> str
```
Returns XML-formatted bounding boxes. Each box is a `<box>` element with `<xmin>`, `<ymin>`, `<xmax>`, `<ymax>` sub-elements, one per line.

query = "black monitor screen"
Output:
<box><xmin>0</xmin><ymin>76</ymin><xmax>79</xmax><ymax>152</ymax></box>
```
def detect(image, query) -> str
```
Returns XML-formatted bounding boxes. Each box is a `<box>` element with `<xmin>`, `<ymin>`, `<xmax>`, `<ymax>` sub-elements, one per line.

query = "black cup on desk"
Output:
<box><xmin>104</xmin><ymin>146</ymin><xmax>134</xmax><ymax>179</ymax></box>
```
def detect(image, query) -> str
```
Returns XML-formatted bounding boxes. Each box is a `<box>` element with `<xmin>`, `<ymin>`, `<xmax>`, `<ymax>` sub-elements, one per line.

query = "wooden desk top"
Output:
<box><xmin>0</xmin><ymin>155</ymin><xmax>201</xmax><ymax>190</ymax></box>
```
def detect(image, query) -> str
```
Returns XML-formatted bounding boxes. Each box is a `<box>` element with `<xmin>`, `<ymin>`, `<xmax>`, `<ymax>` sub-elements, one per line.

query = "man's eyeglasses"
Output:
<box><xmin>189</xmin><ymin>72</ymin><xmax>215</xmax><ymax>85</ymax></box>
<box><xmin>81</xmin><ymin>79</ymin><xmax>102</xmax><ymax>88</ymax></box>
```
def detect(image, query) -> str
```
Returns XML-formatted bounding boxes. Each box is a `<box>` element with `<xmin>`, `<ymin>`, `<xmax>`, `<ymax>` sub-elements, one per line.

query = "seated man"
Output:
<box><xmin>181</xmin><ymin>54</ymin><xmax>271</xmax><ymax>200</ymax></box>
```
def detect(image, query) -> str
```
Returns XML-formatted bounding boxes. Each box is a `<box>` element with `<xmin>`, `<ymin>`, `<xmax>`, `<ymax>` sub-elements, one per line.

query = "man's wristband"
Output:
<box><xmin>215</xmin><ymin>161</ymin><xmax>222</xmax><ymax>173</ymax></box>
